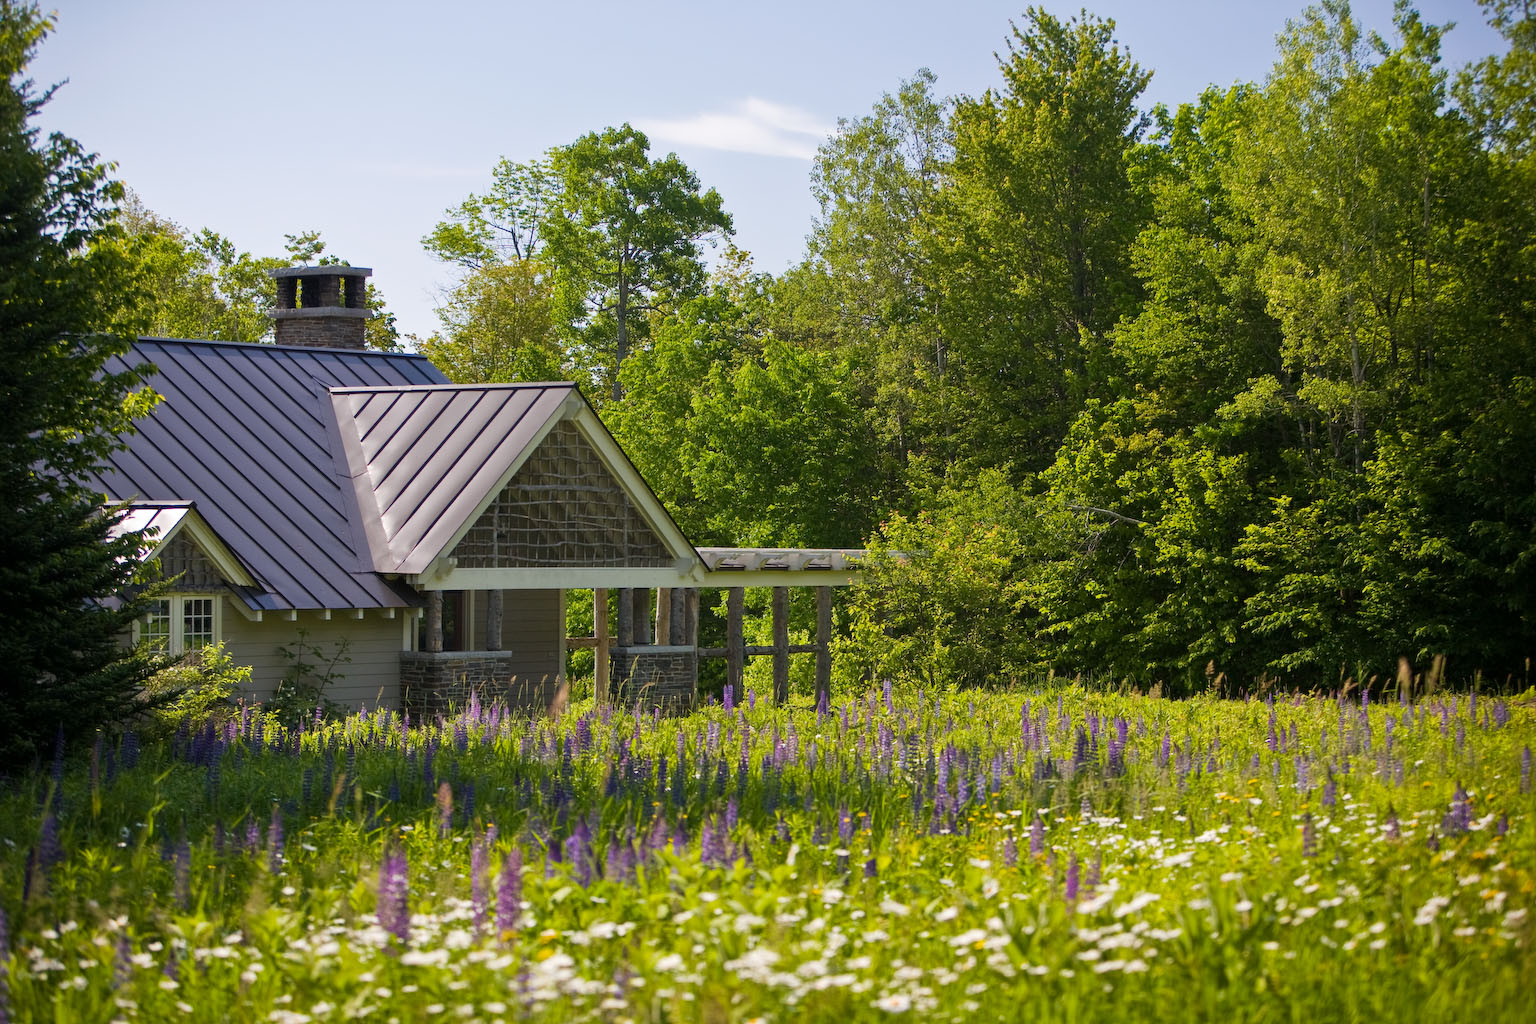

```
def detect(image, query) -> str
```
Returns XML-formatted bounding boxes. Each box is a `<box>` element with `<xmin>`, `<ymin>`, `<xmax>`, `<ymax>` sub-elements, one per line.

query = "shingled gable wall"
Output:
<box><xmin>451</xmin><ymin>421</ymin><xmax>675</xmax><ymax>569</ymax></box>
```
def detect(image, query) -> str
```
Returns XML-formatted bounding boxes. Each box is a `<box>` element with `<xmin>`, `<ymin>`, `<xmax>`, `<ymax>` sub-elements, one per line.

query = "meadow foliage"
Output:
<box><xmin>1</xmin><ymin>682</ymin><xmax>1532</xmax><ymax>1021</ymax></box>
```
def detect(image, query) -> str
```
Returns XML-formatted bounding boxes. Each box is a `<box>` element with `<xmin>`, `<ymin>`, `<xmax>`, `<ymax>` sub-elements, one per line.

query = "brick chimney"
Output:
<box><xmin>270</xmin><ymin>265</ymin><xmax>372</xmax><ymax>349</ymax></box>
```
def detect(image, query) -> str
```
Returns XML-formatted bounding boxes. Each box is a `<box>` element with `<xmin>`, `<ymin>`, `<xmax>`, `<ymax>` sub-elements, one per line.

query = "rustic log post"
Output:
<box><xmin>616</xmin><ymin>587</ymin><xmax>634</xmax><ymax>648</ymax></box>
<box><xmin>670</xmin><ymin>587</ymin><xmax>687</xmax><ymax>645</ymax></box>
<box><xmin>594</xmin><ymin>588</ymin><xmax>610</xmax><ymax>705</ymax></box>
<box><xmin>485</xmin><ymin>590</ymin><xmax>503</xmax><ymax>651</ymax></box>
<box><xmin>726</xmin><ymin>586</ymin><xmax>744</xmax><ymax>697</ymax></box>
<box><xmin>426</xmin><ymin>590</ymin><xmax>443</xmax><ymax>653</ymax></box>
<box><xmin>772</xmin><ymin>586</ymin><xmax>789</xmax><ymax>704</ymax></box>
<box><xmin>632</xmin><ymin>588</ymin><xmax>652</xmax><ymax>645</ymax></box>
<box><xmin>655</xmin><ymin>587</ymin><xmax>672</xmax><ymax>647</ymax></box>
<box><xmin>680</xmin><ymin>588</ymin><xmax>695</xmax><ymax>647</ymax></box>
<box><xmin>815</xmin><ymin>586</ymin><xmax>832</xmax><ymax>707</ymax></box>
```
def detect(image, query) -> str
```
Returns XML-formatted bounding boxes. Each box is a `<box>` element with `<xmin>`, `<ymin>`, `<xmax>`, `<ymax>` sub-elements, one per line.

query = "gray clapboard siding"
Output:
<box><xmin>222</xmin><ymin>607</ymin><xmax>407</xmax><ymax>708</ymax></box>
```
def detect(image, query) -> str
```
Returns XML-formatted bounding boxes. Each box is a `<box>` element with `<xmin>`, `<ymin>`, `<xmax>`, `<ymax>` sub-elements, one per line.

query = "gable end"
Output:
<box><xmin>451</xmin><ymin>421</ymin><xmax>675</xmax><ymax>569</ymax></box>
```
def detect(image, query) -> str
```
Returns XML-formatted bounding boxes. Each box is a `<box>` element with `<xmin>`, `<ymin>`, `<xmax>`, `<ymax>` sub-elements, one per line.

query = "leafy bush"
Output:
<box><xmin>268</xmin><ymin>629</ymin><xmax>350</xmax><ymax>730</ymax></box>
<box><xmin>143</xmin><ymin>641</ymin><xmax>251</xmax><ymax>728</ymax></box>
<box><xmin>836</xmin><ymin>466</ymin><xmax>1066</xmax><ymax>688</ymax></box>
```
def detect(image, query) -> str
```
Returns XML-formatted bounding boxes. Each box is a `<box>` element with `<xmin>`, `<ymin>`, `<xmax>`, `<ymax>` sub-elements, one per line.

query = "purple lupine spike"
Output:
<box><xmin>1030</xmin><ymin>813</ymin><xmax>1044</xmax><ymax>857</ymax></box>
<box><xmin>865</xmin><ymin>856</ymin><xmax>879</xmax><ymax>878</ymax></box>
<box><xmin>378</xmin><ymin>846</ymin><xmax>410</xmax><ymax>943</ymax></box>
<box><xmin>671</xmin><ymin>822</ymin><xmax>688</xmax><ymax>857</ymax></box>
<box><xmin>725</xmin><ymin>796</ymin><xmax>739</xmax><ymax>831</ymax></box>
<box><xmin>747</xmin><ymin>688</ymin><xmax>756</xmax><ymax>712</ymax></box>
<box><xmin>1064</xmin><ymin>855</ymin><xmax>1079</xmax><ymax>902</ymax></box>
<box><xmin>267</xmin><ymin>804</ymin><xmax>285</xmax><ymax>872</ymax></box>
<box><xmin>36</xmin><ymin>812</ymin><xmax>61</xmax><ymax>872</ymax></box>
<box><xmin>497</xmin><ymin>848</ymin><xmax>523</xmax><ymax>938</ymax></box>
<box><xmin>1522</xmin><ymin>747</ymin><xmax>1531</xmax><ymax>795</ymax></box>
<box><xmin>1002</xmin><ymin>833</ymin><xmax>1018</xmax><ymax>868</ymax></box>
<box><xmin>723</xmin><ymin>684</ymin><xmax>734</xmax><ymax>714</ymax></box>
<box><xmin>174</xmin><ymin>835</ymin><xmax>191</xmax><ymax>910</ymax></box>
<box><xmin>245</xmin><ymin>817</ymin><xmax>262</xmax><ymax>854</ymax></box>
<box><xmin>1322</xmin><ymin>771</ymin><xmax>1337</xmax><ymax>808</ymax></box>
<box><xmin>700</xmin><ymin>818</ymin><xmax>726</xmax><ymax>868</ymax></box>
<box><xmin>605</xmin><ymin>838</ymin><xmax>631</xmax><ymax>883</ymax></box>
<box><xmin>471</xmin><ymin>836</ymin><xmax>489</xmax><ymax>935</ymax></box>
<box><xmin>564</xmin><ymin>828</ymin><xmax>592</xmax><ymax>887</ymax></box>
<box><xmin>111</xmin><ymin>931</ymin><xmax>131</xmax><ymax>991</ymax></box>
<box><xmin>1086</xmin><ymin>853</ymin><xmax>1101</xmax><ymax>893</ymax></box>
<box><xmin>1302</xmin><ymin>814</ymin><xmax>1316</xmax><ymax>858</ymax></box>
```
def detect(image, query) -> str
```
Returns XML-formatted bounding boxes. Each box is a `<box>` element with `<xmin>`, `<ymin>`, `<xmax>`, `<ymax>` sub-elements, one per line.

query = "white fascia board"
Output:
<box><xmin>703</xmin><ymin>570</ymin><xmax>864</xmax><ymax>588</ymax></box>
<box><xmin>129</xmin><ymin>504</ymin><xmax>257</xmax><ymax>589</ymax></box>
<box><xmin>225</xmin><ymin>596</ymin><xmax>264</xmax><ymax>622</ymax></box>
<box><xmin>415</xmin><ymin>566</ymin><xmax>705</xmax><ymax>591</ymax></box>
<box><xmin>174</xmin><ymin>512</ymin><xmax>258</xmax><ymax>588</ymax></box>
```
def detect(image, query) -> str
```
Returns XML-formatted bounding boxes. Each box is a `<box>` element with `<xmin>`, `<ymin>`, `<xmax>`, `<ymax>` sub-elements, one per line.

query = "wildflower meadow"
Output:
<box><xmin>2</xmin><ymin>683</ymin><xmax>1533</xmax><ymax>1022</ymax></box>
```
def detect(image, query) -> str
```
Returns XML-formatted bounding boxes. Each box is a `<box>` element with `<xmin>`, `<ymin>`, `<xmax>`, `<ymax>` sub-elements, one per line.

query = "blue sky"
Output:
<box><xmin>34</xmin><ymin>1</ymin><xmax>1503</xmax><ymax>341</ymax></box>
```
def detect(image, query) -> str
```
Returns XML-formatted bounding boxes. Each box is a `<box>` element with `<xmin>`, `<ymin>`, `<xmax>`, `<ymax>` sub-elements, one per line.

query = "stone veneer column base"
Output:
<box><xmin>399</xmin><ymin>651</ymin><xmax>560</xmax><ymax>716</ymax></box>
<box><xmin>609</xmin><ymin>645</ymin><xmax>698</xmax><ymax>712</ymax></box>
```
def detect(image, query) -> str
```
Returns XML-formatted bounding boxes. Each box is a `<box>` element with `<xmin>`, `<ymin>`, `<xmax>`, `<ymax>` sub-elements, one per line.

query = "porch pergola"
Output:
<box><xmin>418</xmin><ymin>547</ymin><xmax>863</xmax><ymax>710</ymax></box>
<box><xmin>566</xmin><ymin>548</ymin><xmax>864</xmax><ymax>707</ymax></box>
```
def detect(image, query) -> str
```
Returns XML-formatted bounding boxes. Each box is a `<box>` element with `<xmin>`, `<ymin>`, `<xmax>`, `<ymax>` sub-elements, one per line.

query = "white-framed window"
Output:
<box><xmin>137</xmin><ymin>595</ymin><xmax>221</xmax><ymax>655</ymax></box>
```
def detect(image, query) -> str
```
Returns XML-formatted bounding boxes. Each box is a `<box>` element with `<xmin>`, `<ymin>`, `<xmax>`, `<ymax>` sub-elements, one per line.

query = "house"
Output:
<box><xmin>93</xmin><ymin>265</ymin><xmax>860</xmax><ymax>713</ymax></box>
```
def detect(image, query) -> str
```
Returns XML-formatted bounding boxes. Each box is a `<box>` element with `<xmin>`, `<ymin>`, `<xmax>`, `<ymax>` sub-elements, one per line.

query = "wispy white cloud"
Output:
<box><xmin>637</xmin><ymin>98</ymin><xmax>833</xmax><ymax>160</ymax></box>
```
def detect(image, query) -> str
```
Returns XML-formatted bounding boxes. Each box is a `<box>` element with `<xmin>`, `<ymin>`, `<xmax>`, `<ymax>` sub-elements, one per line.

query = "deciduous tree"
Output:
<box><xmin>544</xmin><ymin>125</ymin><xmax>733</xmax><ymax>402</ymax></box>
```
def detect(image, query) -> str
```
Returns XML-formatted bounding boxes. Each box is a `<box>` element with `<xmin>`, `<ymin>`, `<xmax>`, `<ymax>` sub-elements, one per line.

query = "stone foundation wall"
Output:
<box><xmin>400</xmin><ymin>651</ymin><xmax>561</xmax><ymax>716</ymax></box>
<box><xmin>610</xmin><ymin>645</ymin><xmax>697</xmax><ymax>711</ymax></box>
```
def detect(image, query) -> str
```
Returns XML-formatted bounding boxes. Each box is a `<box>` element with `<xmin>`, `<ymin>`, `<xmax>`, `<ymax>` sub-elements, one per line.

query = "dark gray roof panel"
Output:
<box><xmin>88</xmin><ymin>338</ymin><xmax>447</xmax><ymax>610</ymax></box>
<box><xmin>331</xmin><ymin>383</ymin><xmax>577</xmax><ymax>574</ymax></box>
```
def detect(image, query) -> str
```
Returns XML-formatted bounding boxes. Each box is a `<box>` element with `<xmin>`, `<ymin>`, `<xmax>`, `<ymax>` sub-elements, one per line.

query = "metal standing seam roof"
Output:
<box><xmin>87</xmin><ymin>338</ymin><xmax>448</xmax><ymax>611</ymax></box>
<box><xmin>328</xmin><ymin>383</ymin><xmax>579</xmax><ymax>575</ymax></box>
<box><xmin>107</xmin><ymin>501</ymin><xmax>193</xmax><ymax>556</ymax></box>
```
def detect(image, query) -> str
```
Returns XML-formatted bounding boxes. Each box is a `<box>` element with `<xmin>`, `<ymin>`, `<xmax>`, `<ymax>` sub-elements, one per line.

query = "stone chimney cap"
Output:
<box><xmin>270</xmin><ymin>265</ymin><xmax>372</xmax><ymax>279</ymax></box>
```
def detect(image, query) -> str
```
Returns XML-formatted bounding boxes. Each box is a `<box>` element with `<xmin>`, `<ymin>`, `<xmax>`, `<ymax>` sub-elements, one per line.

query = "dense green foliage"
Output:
<box><xmin>0</xmin><ymin>3</ymin><xmax>163</xmax><ymax>768</ymax></box>
<box><xmin>2</xmin><ymin>685</ymin><xmax>1532</xmax><ymax>1021</ymax></box>
<box><xmin>416</xmin><ymin>3</ymin><xmax>1536</xmax><ymax>691</ymax></box>
<box><xmin>423</xmin><ymin>129</ymin><xmax>732</xmax><ymax>400</ymax></box>
<box><xmin>98</xmin><ymin>196</ymin><xmax>402</xmax><ymax>350</ymax></box>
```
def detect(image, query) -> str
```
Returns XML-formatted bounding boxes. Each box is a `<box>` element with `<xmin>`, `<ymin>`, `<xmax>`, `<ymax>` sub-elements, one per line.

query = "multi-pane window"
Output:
<box><xmin>142</xmin><ymin>599</ymin><xmax>172</xmax><ymax>654</ymax></box>
<box><xmin>139</xmin><ymin>596</ymin><xmax>220</xmax><ymax>655</ymax></box>
<box><xmin>182</xmin><ymin>598</ymin><xmax>215</xmax><ymax>650</ymax></box>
